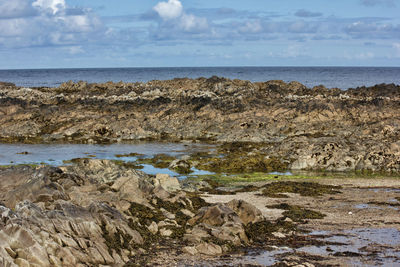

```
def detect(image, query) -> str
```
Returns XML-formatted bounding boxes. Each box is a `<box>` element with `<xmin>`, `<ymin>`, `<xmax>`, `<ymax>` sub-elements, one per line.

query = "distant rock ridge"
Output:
<box><xmin>0</xmin><ymin>77</ymin><xmax>399</xmax><ymax>172</ymax></box>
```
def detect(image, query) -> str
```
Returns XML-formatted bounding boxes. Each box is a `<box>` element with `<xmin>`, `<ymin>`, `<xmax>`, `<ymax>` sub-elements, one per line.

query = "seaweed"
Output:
<box><xmin>194</xmin><ymin>153</ymin><xmax>288</xmax><ymax>174</ymax></box>
<box><xmin>234</xmin><ymin>185</ymin><xmax>261</xmax><ymax>193</ymax></box>
<box><xmin>101</xmin><ymin>221</ymin><xmax>132</xmax><ymax>255</ymax></box>
<box><xmin>137</xmin><ymin>154</ymin><xmax>176</xmax><ymax>169</ymax></box>
<box><xmin>199</xmin><ymin>178</ymin><xmax>236</xmax><ymax>195</ymax></box>
<box><xmin>267</xmin><ymin>203</ymin><xmax>325</xmax><ymax>222</ymax></box>
<box><xmin>111</xmin><ymin>160</ymin><xmax>143</xmax><ymax>169</ymax></box>
<box><xmin>245</xmin><ymin>220</ymin><xmax>297</xmax><ymax>244</ymax></box>
<box><xmin>115</xmin><ymin>152</ymin><xmax>143</xmax><ymax>158</ymax></box>
<box><xmin>128</xmin><ymin>202</ymin><xmax>165</xmax><ymax>226</ymax></box>
<box><xmin>261</xmin><ymin>181</ymin><xmax>342</xmax><ymax>198</ymax></box>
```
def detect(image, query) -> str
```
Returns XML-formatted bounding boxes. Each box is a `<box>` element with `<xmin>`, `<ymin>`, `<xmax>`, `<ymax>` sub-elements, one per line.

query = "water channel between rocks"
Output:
<box><xmin>0</xmin><ymin>143</ymin><xmax>218</xmax><ymax>177</ymax></box>
<box><xmin>0</xmin><ymin>143</ymin><xmax>294</xmax><ymax>178</ymax></box>
<box><xmin>1</xmin><ymin>143</ymin><xmax>399</xmax><ymax>266</ymax></box>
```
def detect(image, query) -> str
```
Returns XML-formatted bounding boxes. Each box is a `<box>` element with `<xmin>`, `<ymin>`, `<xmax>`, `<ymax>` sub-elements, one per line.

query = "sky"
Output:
<box><xmin>0</xmin><ymin>0</ymin><xmax>400</xmax><ymax>68</ymax></box>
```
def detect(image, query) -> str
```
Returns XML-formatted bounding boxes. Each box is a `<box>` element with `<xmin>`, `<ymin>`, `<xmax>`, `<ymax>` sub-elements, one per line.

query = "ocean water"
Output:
<box><xmin>0</xmin><ymin>67</ymin><xmax>400</xmax><ymax>89</ymax></box>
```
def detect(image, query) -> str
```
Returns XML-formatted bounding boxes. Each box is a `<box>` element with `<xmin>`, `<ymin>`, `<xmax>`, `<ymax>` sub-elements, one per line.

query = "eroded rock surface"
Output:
<box><xmin>0</xmin><ymin>78</ymin><xmax>399</xmax><ymax>172</ymax></box>
<box><xmin>0</xmin><ymin>160</ymin><xmax>273</xmax><ymax>266</ymax></box>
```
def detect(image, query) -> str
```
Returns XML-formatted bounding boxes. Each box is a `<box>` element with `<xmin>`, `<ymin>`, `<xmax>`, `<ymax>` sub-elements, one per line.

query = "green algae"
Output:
<box><xmin>261</xmin><ymin>181</ymin><xmax>342</xmax><ymax>198</ymax></box>
<box><xmin>245</xmin><ymin>219</ymin><xmax>297</xmax><ymax>244</ymax></box>
<box><xmin>194</xmin><ymin>153</ymin><xmax>288</xmax><ymax>174</ymax></box>
<box><xmin>128</xmin><ymin>202</ymin><xmax>165</xmax><ymax>226</ymax></box>
<box><xmin>267</xmin><ymin>203</ymin><xmax>325</xmax><ymax>222</ymax></box>
<box><xmin>111</xmin><ymin>160</ymin><xmax>143</xmax><ymax>169</ymax></box>
<box><xmin>115</xmin><ymin>152</ymin><xmax>143</xmax><ymax>158</ymax></box>
<box><xmin>199</xmin><ymin>178</ymin><xmax>237</xmax><ymax>195</ymax></box>
<box><xmin>137</xmin><ymin>154</ymin><xmax>175</xmax><ymax>169</ymax></box>
<box><xmin>171</xmin><ymin>165</ymin><xmax>193</xmax><ymax>175</ymax></box>
<box><xmin>186</xmin><ymin>193</ymin><xmax>210</xmax><ymax>211</ymax></box>
<box><xmin>101</xmin><ymin>221</ymin><xmax>133</xmax><ymax>255</ymax></box>
<box><xmin>186</xmin><ymin>173</ymin><xmax>322</xmax><ymax>185</ymax></box>
<box><xmin>62</xmin><ymin>157</ymin><xmax>90</xmax><ymax>164</ymax></box>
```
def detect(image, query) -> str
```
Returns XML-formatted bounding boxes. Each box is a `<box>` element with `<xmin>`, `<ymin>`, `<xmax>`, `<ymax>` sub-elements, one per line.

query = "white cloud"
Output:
<box><xmin>180</xmin><ymin>14</ymin><xmax>208</xmax><ymax>32</ymax></box>
<box><xmin>153</xmin><ymin>0</ymin><xmax>183</xmax><ymax>20</ymax></box>
<box><xmin>32</xmin><ymin>0</ymin><xmax>66</xmax><ymax>15</ymax></box>
<box><xmin>0</xmin><ymin>0</ymin><xmax>103</xmax><ymax>48</ymax></box>
<box><xmin>152</xmin><ymin>0</ymin><xmax>209</xmax><ymax>34</ymax></box>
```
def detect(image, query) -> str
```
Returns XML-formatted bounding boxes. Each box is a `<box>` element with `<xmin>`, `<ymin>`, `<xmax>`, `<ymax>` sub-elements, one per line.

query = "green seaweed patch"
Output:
<box><xmin>261</xmin><ymin>181</ymin><xmax>342</xmax><ymax>198</ymax></box>
<box><xmin>267</xmin><ymin>203</ymin><xmax>325</xmax><ymax>222</ymax></box>
<box><xmin>199</xmin><ymin>178</ymin><xmax>237</xmax><ymax>195</ymax></box>
<box><xmin>189</xmin><ymin>151</ymin><xmax>212</xmax><ymax>160</ymax></box>
<box><xmin>62</xmin><ymin>157</ymin><xmax>91</xmax><ymax>164</ymax></box>
<box><xmin>194</xmin><ymin>153</ymin><xmax>288</xmax><ymax>174</ymax></box>
<box><xmin>128</xmin><ymin>219</ymin><xmax>159</xmax><ymax>250</ymax></box>
<box><xmin>101</xmin><ymin>221</ymin><xmax>132</xmax><ymax>255</ymax></box>
<box><xmin>245</xmin><ymin>219</ymin><xmax>297</xmax><ymax>244</ymax></box>
<box><xmin>137</xmin><ymin>154</ymin><xmax>176</xmax><ymax>169</ymax></box>
<box><xmin>184</xmin><ymin>192</ymin><xmax>210</xmax><ymax>211</ymax></box>
<box><xmin>111</xmin><ymin>160</ymin><xmax>143</xmax><ymax>169</ymax></box>
<box><xmin>396</xmin><ymin>197</ymin><xmax>400</xmax><ymax>202</ymax></box>
<box><xmin>128</xmin><ymin>202</ymin><xmax>165</xmax><ymax>226</ymax></box>
<box><xmin>115</xmin><ymin>152</ymin><xmax>144</xmax><ymax>158</ymax></box>
<box><xmin>154</xmin><ymin>197</ymin><xmax>185</xmax><ymax>214</ymax></box>
<box><xmin>217</xmin><ymin>142</ymin><xmax>269</xmax><ymax>154</ymax></box>
<box><xmin>163</xmin><ymin>224</ymin><xmax>188</xmax><ymax>239</ymax></box>
<box><xmin>154</xmin><ymin>198</ymin><xmax>192</xmax><ymax>238</ymax></box>
<box><xmin>187</xmin><ymin>172</ymin><xmax>323</xmax><ymax>185</ymax></box>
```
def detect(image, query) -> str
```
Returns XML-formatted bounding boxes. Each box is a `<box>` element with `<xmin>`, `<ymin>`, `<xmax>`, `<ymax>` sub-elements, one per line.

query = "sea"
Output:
<box><xmin>0</xmin><ymin>66</ymin><xmax>400</xmax><ymax>90</ymax></box>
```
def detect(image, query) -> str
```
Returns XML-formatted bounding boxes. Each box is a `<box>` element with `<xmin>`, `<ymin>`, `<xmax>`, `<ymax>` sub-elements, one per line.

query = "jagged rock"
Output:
<box><xmin>187</xmin><ymin>203</ymin><xmax>251</xmax><ymax>245</ymax></box>
<box><xmin>169</xmin><ymin>159</ymin><xmax>192</xmax><ymax>174</ymax></box>
<box><xmin>153</xmin><ymin>173</ymin><xmax>181</xmax><ymax>193</ymax></box>
<box><xmin>182</xmin><ymin>246</ymin><xmax>197</xmax><ymax>255</ymax></box>
<box><xmin>0</xmin><ymin>79</ymin><xmax>398</xmax><ymax>172</ymax></box>
<box><xmin>147</xmin><ymin>221</ymin><xmax>158</xmax><ymax>235</ymax></box>
<box><xmin>226</xmin><ymin>199</ymin><xmax>264</xmax><ymax>225</ymax></box>
<box><xmin>188</xmin><ymin>203</ymin><xmax>242</xmax><ymax>227</ymax></box>
<box><xmin>195</xmin><ymin>243</ymin><xmax>222</xmax><ymax>256</ymax></box>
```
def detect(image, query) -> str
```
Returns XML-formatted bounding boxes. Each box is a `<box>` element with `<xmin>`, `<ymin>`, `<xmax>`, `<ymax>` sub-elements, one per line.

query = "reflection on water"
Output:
<box><xmin>0</xmin><ymin>143</ymin><xmax>215</xmax><ymax>177</ymax></box>
<box><xmin>0</xmin><ymin>143</ymin><xmax>212</xmax><ymax>166</ymax></box>
<box><xmin>0</xmin><ymin>143</ymin><xmax>295</xmax><ymax>178</ymax></box>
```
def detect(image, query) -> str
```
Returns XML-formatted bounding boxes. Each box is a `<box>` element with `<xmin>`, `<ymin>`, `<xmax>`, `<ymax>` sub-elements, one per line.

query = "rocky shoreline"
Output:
<box><xmin>0</xmin><ymin>78</ymin><xmax>400</xmax><ymax>266</ymax></box>
<box><xmin>1</xmin><ymin>78</ymin><xmax>399</xmax><ymax>173</ymax></box>
<box><xmin>0</xmin><ymin>159</ymin><xmax>399</xmax><ymax>266</ymax></box>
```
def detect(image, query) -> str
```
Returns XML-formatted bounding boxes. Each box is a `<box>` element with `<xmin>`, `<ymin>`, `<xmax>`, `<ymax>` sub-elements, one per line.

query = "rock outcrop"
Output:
<box><xmin>0</xmin><ymin>160</ymin><xmax>271</xmax><ymax>266</ymax></box>
<box><xmin>0</xmin><ymin>78</ymin><xmax>399</xmax><ymax>172</ymax></box>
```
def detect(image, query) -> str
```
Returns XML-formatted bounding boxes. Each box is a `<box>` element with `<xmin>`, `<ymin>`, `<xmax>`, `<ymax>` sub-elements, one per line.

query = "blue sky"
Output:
<box><xmin>0</xmin><ymin>0</ymin><xmax>399</xmax><ymax>68</ymax></box>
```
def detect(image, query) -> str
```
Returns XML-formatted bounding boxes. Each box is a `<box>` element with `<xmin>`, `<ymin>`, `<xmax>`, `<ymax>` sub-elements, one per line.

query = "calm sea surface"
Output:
<box><xmin>0</xmin><ymin>67</ymin><xmax>399</xmax><ymax>89</ymax></box>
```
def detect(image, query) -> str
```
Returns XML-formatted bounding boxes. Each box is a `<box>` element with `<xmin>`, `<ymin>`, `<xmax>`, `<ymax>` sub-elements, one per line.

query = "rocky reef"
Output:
<box><xmin>0</xmin><ymin>159</ymin><xmax>324</xmax><ymax>266</ymax></box>
<box><xmin>1</xmin><ymin>78</ymin><xmax>399</xmax><ymax>173</ymax></box>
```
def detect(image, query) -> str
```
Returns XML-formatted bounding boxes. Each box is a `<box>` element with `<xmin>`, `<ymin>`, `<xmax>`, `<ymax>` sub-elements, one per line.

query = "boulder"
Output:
<box><xmin>188</xmin><ymin>203</ymin><xmax>241</xmax><ymax>227</ymax></box>
<box><xmin>226</xmin><ymin>199</ymin><xmax>264</xmax><ymax>225</ymax></box>
<box><xmin>168</xmin><ymin>159</ymin><xmax>192</xmax><ymax>174</ymax></box>
<box><xmin>195</xmin><ymin>243</ymin><xmax>222</xmax><ymax>256</ymax></box>
<box><xmin>153</xmin><ymin>174</ymin><xmax>181</xmax><ymax>193</ymax></box>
